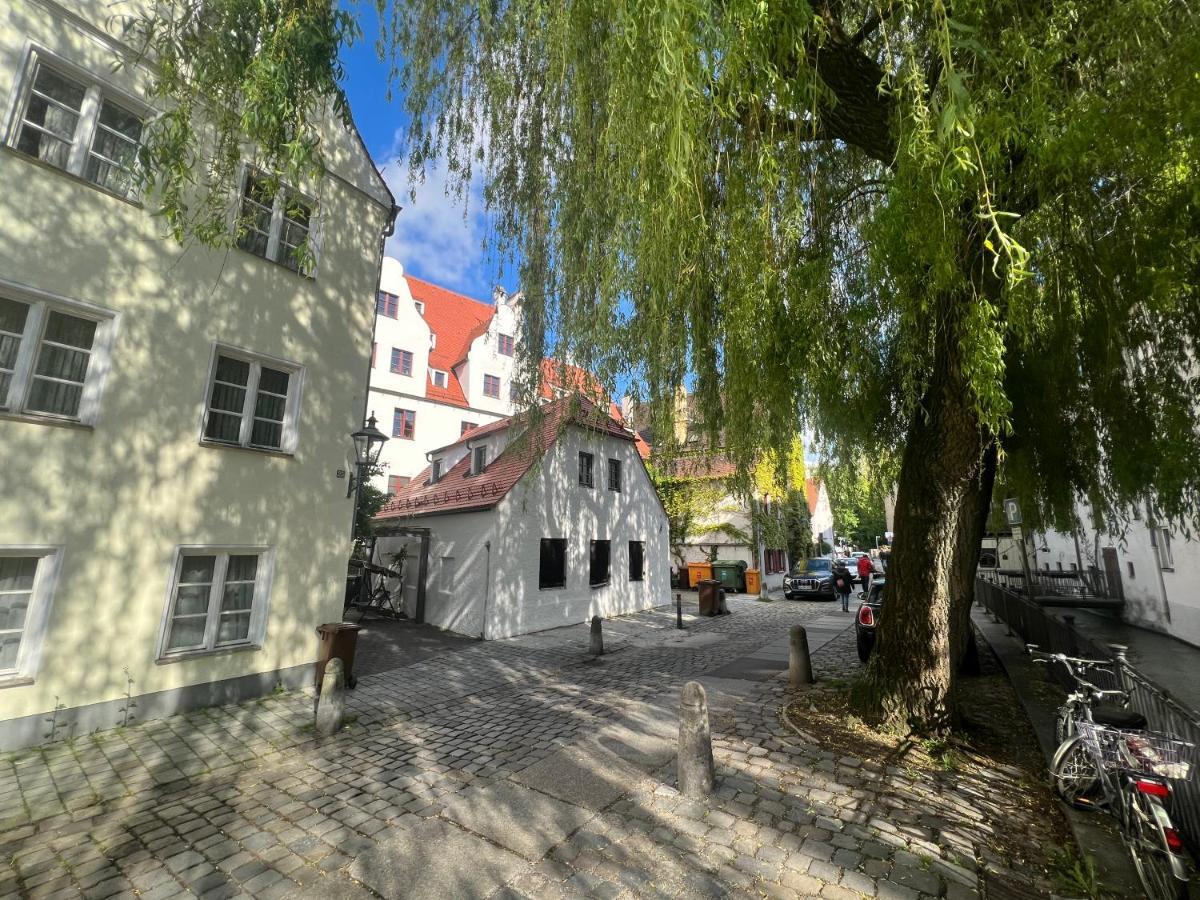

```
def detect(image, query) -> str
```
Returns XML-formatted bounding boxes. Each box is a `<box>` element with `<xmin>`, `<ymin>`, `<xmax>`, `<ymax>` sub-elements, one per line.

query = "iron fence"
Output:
<box><xmin>976</xmin><ymin>577</ymin><xmax>1200</xmax><ymax>858</ymax></box>
<box><xmin>978</xmin><ymin>567</ymin><xmax>1113</xmax><ymax>601</ymax></box>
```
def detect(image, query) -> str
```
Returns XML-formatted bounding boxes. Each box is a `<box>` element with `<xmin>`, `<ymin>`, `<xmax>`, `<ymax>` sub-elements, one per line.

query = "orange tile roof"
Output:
<box><xmin>666</xmin><ymin>455</ymin><xmax>738</xmax><ymax>480</ymax></box>
<box><xmin>377</xmin><ymin>397</ymin><xmax>633</xmax><ymax>519</ymax></box>
<box><xmin>405</xmin><ymin>275</ymin><xmax>494</xmax><ymax>409</ymax></box>
<box><xmin>805</xmin><ymin>478</ymin><xmax>821</xmax><ymax>515</ymax></box>
<box><xmin>540</xmin><ymin>358</ymin><xmax>605</xmax><ymax>401</ymax></box>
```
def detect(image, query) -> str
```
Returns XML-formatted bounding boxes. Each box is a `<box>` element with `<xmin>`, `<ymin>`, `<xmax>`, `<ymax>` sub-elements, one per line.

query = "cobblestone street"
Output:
<box><xmin>1</xmin><ymin>599</ymin><xmax>1060</xmax><ymax>899</ymax></box>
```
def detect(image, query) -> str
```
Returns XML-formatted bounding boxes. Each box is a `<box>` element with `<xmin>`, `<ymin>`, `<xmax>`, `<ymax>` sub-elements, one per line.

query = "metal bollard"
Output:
<box><xmin>676</xmin><ymin>593</ymin><xmax>684</xmax><ymax>629</ymax></box>
<box><xmin>789</xmin><ymin>625</ymin><xmax>814</xmax><ymax>688</ymax></box>
<box><xmin>316</xmin><ymin>657</ymin><xmax>346</xmax><ymax>736</ymax></box>
<box><xmin>589</xmin><ymin>615</ymin><xmax>604</xmax><ymax>656</ymax></box>
<box><xmin>678</xmin><ymin>681</ymin><xmax>715</xmax><ymax>798</ymax></box>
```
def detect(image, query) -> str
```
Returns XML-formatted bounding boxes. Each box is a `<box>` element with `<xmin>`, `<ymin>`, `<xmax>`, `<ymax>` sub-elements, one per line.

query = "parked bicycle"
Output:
<box><xmin>1027</xmin><ymin>644</ymin><xmax>1195</xmax><ymax>899</ymax></box>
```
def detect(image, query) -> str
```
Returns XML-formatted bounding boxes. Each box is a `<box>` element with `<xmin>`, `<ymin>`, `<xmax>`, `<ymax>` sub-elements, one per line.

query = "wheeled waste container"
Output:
<box><xmin>745</xmin><ymin>568</ymin><xmax>762</xmax><ymax>595</ymax></box>
<box><xmin>316</xmin><ymin>622</ymin><xmax>361</xmax><ymax>690</ymax></box>
<box><xmin>687</xmin><ymin>561</ymin><xmax>714</xmax><ymax>587</ymax></box>
<box><xmin>711</xmin><ymin>560</ymin><xmax>748</xmax><ymax>593</ymax></box>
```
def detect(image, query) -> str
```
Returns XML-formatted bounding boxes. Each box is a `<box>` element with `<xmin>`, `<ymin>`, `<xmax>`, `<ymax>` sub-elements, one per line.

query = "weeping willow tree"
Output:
<box><xmin>130</xmin><ymin>0</ymin><xmax>1200</xmax><ymax>731</ymax></box>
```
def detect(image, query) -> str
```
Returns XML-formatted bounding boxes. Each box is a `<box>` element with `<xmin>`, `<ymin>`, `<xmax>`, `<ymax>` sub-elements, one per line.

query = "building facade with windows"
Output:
<box><xmin>368</xmin><ymin>258</ymin><xmax>519</xmax><ymax>492</ymax></box>
<box><xmin>373</xmin><ymin>398</ymin><xmax>670</xmax><ymax>639</ymax></box>
<box><xmin>1035</xmin><ymin>502</ymin><xmax>1200</xmax><ymax>649</ymax></box>
<box><xmin>0</xmin><ymin>1</ymin><xmax>394</xmax><ymax>748</ymax></box>
<box><xmin>366</xmin><ymin>258</ymin><xmax>616</xmax><ymax>494</ymax></box>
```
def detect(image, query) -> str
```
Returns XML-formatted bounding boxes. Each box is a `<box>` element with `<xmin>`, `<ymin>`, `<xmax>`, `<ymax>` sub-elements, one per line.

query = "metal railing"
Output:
<box><xmin>978</xmin><ymin>567</ymin><xmax>1114</xmax><ymax>601</ymax></box>
<box><xmin>977</xmin><ymin>577</ymin><xmax>1200</xmax><ymax>858</ymax></box>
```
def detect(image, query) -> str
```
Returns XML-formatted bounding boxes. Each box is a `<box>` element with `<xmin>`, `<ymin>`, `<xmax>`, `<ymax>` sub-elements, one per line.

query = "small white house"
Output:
<box><xmin>374</xmin><ymin>397</ymin><xmax>671</xmax><ymax>639</ymax></box>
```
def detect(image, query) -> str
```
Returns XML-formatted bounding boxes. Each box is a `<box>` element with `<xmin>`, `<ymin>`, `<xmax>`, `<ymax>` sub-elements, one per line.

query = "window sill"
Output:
<box><xmin>199</xmin><ymin>439</ymin><xmax>295</xmax><ymax>459</ymax></box>
<box><xmin>539</xmin><ymin>584</ymin><xmax>566</xmax><ymax>591</ymax></box>
<box><xmin>590</xmin><ymin>581</ymin><xmax>610</xmax><ymax>589</ymax></box>
<box><xmin>0</xmin><ymin>409</ymin><xmax>93</xmax><ymax>430</ymax></box>
<box><xmin>235</xmin><ymin>245</ymin><xmax>317</xmax><ymax>281</ymax></box>
<box><xmin>3</xmin><ymin>144</ymin><xmax>143</xmax><ymax>208</ymax></box>
<box><xmin>156</xmin><ymin>642</ymin><xmax>262</xmax><ymax>665</ymax></box>
<box><xmin>0</xmin><ymin>675</ymin><xmax>35</xmax><ymax>690</ymax></box>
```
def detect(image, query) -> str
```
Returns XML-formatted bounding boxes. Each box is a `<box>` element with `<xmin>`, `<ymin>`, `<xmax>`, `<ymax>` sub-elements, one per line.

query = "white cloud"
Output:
<box><xmin>379</xmin><ymin>154</ymin><xmax>492</xmax><ymax>294</ymax></box>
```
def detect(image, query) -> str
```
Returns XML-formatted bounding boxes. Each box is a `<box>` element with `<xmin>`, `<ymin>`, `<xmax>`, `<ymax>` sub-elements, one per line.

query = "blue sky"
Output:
<box><xmin>339</xmin><ymin>23</ymin><xmax>509</xmax><ymax>305</ymax></box>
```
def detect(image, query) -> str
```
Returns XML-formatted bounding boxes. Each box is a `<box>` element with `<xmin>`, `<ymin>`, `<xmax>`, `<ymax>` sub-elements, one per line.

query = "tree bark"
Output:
<box><xmin>852</xmin><ymin>292</ymin><xmax>992</xmax><ymax>733</ymax></box>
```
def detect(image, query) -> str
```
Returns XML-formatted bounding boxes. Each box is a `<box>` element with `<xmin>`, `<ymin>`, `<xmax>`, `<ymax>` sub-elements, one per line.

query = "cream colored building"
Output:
<box><xmin>0</xmin><ymin>1</ymin><xmax>394</xmax><ymax>748</ymax></box>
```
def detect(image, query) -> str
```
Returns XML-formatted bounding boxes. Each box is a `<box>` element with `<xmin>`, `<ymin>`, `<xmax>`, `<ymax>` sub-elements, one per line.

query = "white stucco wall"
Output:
<box><xmin>1037</xmin><ymin>503</ymin><xmax>1200</xmax><ymax>648</ymax></box>
<box><xmin>0</xmin><ymin>1</ymin><xmax>390</xmax><ymax>736</ymax></box>
<box><xmin>482</xmin><ymin>427</ymin><xmax>670</xmax><ymax>638</ymax></box>
<box><xmin>366</xmin><ymin>260</ymin><xmax>524</xmax><ymax>485</ymax></box>
<box><xmin>375</xmin><ymin>511</ymin><xmax>497</xmax><ymax>637</ymax></box>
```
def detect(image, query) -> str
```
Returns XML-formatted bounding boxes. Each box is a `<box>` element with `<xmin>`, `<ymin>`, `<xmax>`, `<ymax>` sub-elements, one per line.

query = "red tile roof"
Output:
<box><xmin>805</xmin><ymin>478</ymin><xmax>821</xmax><ymax>515</ymax></box>
<box><xmin>405</xmin><ymin>275</ymin><xmax>494</xmax><ymax>409</ymax></box>
<box><xmin>666</xmin><ymin>455</ymin><xmax>738</xmax><ymax>480</ymax></box>
<box><xmin>540</xmin><ymin>358</ymin><xmax>605</xmax><ymax>401</ymax></box>
<box><xmin>377</xmin><ymin>397</ymin><xmax>634</xmax><ymax>519</ymax></box>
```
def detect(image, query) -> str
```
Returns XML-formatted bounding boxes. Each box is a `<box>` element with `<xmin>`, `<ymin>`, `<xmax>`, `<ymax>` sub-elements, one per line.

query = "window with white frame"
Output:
<box><xmin>0</xmin><ymin>549</ymin><xmax>60</xmax><ymax>683</ymax></box>
<box><xmin>160</xmin><ymin>548</ymin><xmax>272</xmax><ymax>657</ymax></box>
<box><xmin>483</xmin><ymin>373</ymin><xmax>501</xmax><ymax>398</ymax></box>
<box><xmin>1152</xmin><ymin>525</ymin><xmax>1174</xmax><ymax>569</ymax></box>
<box><xmin>11</xmin><ymin>53</ymin><xmax>145</xmax><ymax>200</ymax></box>
<box><xmin>235</xmin><ymin>169</ymin><xmax>317</xmax><ymax>275</ymax></box>
<box><xmin>201</xmin><ymin>347</ymin><xmax>301</xmax><ymax>453</ymax></box>
<box><xmin>431</xmin><ymin>369</ymin><xmax>448</xmax><ymax>388</ymax></box>
<box><xmin>0</xmin><ymin>289</ymin><xmax>115</xmax><ymax>424</ymax></box>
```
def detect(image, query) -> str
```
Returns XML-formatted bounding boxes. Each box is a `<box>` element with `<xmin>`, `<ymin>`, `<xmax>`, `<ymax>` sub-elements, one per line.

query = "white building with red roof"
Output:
<box><xmin>373</xmin><ymin>397</ymin><xmax>670</xmax><ymax>638</ymax></box>
<box><xmin>367</xmin><ymin>258</ymin><xmax>618</xmax><ymax>491</ymax></box>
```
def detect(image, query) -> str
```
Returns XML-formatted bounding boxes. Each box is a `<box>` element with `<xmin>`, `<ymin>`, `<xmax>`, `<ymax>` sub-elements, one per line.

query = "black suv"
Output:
<box><xmin>854</xmin><ymin>579</ymin><xmax>885</xmax><ymax>661</ymax></box>
<box><xmin>783</xmin><ymin>558</ymin><xmax>836</xmax><ymax>601</ymax></box>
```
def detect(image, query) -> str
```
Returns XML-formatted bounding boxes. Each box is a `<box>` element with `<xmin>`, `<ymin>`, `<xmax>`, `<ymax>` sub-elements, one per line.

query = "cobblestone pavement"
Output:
<box><xmin>0</xmin><ymin>599</ymin><xmax>1054</xmax><ymax>899</ymax></box>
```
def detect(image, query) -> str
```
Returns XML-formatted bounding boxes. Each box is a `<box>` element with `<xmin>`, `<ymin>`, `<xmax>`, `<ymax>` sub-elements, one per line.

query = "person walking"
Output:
<box><xmin>857</xmin><ymin>554</ymin><xmax>874</xmax><ymax>596</ymax></box>
<box><xmin>833</xmin><ymin>563</ymin><xmax>854</xmax><ymax>612</ymax></box>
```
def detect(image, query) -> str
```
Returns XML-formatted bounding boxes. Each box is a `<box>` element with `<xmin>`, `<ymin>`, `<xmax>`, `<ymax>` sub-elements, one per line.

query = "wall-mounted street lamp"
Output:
<box><xmin>348</xmin><ymin>413</ymin><xmax>388</xmax><ymax>499</ymax></box>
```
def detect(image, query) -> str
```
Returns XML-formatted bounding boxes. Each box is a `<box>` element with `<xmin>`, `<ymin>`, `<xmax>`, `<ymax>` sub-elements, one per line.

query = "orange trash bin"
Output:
<box><xmin>687</xmin><ymin>561</ymin><xmax>713</xmax><ymax>587</ymax></box>
<box><xmin>745</xmin><ymin>568</ymin><xmax>762</xmax><ymax>595</ymax></box>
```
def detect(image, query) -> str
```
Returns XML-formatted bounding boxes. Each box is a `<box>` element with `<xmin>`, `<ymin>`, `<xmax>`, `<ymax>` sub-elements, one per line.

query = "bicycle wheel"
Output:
<box><xmin>1051</xmin><ymin>736</ymin><xmax>1100</xmax><ymax>806</ymax></box>
<box><xmin>1055</xmin><ymin>708</ymin><xmax>1076</xmax><ymax>745</ymax></box>
<box><xmin>1125</xmin><ymin>785</ymin><xmax>1189</xmax><ymax>900</ymax></box>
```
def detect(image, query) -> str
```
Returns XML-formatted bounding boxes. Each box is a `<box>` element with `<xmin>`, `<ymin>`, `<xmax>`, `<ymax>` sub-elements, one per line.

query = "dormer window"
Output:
<box><xmin>472</xmin><ymin>445</ymin><xmax>487</xmax><ymax>475</ymax></box>
<box><xmin>414</xmin><ymin>301</ymin><xmax>425</xmax><ymax>315</ymax></box>
<box><xmin>498</xmin><ymin>334</ymin><xmax>515</xmax><ymax>356</ymax></box>
<box><xmin>430</xmin><ymin>369</ymin><xmax>447</xmax><ymax>388</ymax></box>
<box><xmin>430</xmin><ymin>459</ymin><xmax>442</xmax><ymax>484</ymax></box>
<box><xmin>430</xmin><ymin>334</ymin><xmax>437</xmax><ymax>349</ymax></box>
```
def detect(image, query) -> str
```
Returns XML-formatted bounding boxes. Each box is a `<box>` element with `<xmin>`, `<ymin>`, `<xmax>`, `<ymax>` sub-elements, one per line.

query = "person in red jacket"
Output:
<box><xmin>856</xmin><ymin>554</ymin><xmax>874</xmax><ymax>594</ymax></box>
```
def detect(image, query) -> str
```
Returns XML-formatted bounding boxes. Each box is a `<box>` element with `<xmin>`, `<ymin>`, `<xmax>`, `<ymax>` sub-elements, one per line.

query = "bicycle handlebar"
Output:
<box><xmin>1025</xmin><ymin>644</ymin><xmax>1131</xmax><ymax>703</ymax></box>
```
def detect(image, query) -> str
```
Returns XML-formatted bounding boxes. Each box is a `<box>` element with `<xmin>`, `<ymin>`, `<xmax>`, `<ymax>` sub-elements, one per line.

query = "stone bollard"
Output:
<box><xmin>589</xmin><ymin>615</ymin><xmax>604</xmax><ymax>656</ymax></box>
<box><xmin>676</xmin><ymin>593</ymin><xmax>684</xmax><ymax>630</ymax></box>
<box><xmin>316</xmin><ymin>658</ymin><xmax>346</xmax><ymax>736</ymax></box>
<box><xmin>789</xmin><ymin>625</ymin><xmax>814</xmax><ymax>688</ymax></box>
<box><xmin>678</xmin><ymin>681</ymin><xmax>715</xmax><ymax>798</ymax></box>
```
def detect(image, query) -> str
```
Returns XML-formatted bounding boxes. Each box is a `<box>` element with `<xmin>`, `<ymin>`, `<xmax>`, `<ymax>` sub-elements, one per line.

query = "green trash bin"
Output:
<box><xmin>711</xmin><ymin>560</ymin><xmax>748</xmax><ymax>593</ymax></box>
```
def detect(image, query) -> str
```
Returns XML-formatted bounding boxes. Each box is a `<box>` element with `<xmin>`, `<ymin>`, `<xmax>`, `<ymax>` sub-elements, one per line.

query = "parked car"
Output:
<box><xmin>783</xmin><ymin>558</ymin><xmax>836</xmax><ymax>601</ymax></box>
<box><xmin>855</xmin><ymin>579</ymin><xmax>885</xmax><ymax>661</ymax></box>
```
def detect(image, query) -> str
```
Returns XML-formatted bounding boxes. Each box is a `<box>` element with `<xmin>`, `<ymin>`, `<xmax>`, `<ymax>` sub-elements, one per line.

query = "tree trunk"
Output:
<box><xmin>950</xmin><ymin>438</ymin><xmax>998</xmax><ymax>677</ymax></box>
<box><xmin>852</xmin><ymin>295</ymin><xmax>992</xmax><ymax>733</ymax></box>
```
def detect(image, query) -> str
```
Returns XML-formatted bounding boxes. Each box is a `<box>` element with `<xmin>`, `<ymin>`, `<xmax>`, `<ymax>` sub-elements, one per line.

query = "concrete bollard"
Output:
<box><xmin>316</xmin><ymin>658</ymin><xmax>346</xmax><ymax>736</ymax></box>
<box><xmin>676</xmin><ymin>593</ymin><xmax>684</xmax><ymax>630</ymax></box>
<box><xmin>589</xmin><ymin>615</ymin><xmax>604</xmax><ymax>656</ymax></box>
<box><xmin>789</xmin><ymin>625</ymin><xmax>814</xmax><ymax>688</ymax></box>
<box><xmin>678</xmin><ymin>681</ymin><xmax>715</xmax><ymax>798</ymax></box>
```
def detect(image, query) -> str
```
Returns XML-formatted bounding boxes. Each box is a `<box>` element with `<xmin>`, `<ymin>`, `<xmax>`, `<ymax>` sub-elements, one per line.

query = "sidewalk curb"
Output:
<box><xmin>972</xmin><ymin>608</ymin><xmax>1141</xmax><ymax>897</ymax></box>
